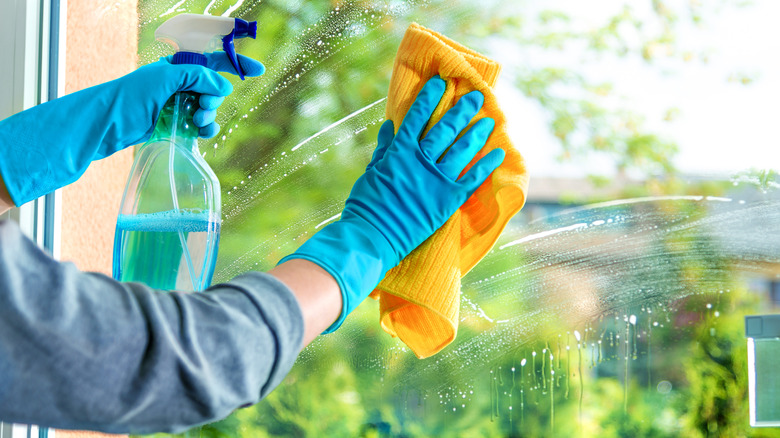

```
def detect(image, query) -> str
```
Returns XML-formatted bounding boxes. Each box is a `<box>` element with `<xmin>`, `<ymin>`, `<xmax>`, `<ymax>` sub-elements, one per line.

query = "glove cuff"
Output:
<box><xmin>278</xmin><ymin>217</ymin><xmax>396</xmax><ymax>333</ymax></box>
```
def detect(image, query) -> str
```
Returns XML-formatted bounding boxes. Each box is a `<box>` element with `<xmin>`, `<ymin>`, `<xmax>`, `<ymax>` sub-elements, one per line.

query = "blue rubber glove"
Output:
<box><xmin>280</xmin><ymin>76</ymin><xmax>506</xmax><ymax>332</ymax></box>
<box><xmin>0</xmin><ymin>51</ymin><xmax>264</xmax><ymax>206</ymax></box>
<box><xmin>163</xmin><ymin>52</ymin><xmax>265</xmax><ymax>139</ymax></box>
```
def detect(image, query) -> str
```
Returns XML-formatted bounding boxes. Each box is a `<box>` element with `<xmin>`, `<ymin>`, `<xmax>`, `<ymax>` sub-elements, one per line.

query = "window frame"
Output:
<box><xmin>0</xmin><ymin>0</ymin><xmax>64</xmax><ymax>255</ymax></box>
<box><xmin>0</xmin><ymin>0</ymin><xmax>65</xmax><ymax>435</ymax></box>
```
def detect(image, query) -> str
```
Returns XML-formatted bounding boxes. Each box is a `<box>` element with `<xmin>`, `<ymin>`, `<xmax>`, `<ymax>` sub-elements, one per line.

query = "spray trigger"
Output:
<box><xmin>222</xmin><ymin>18</ymin><xmax>257</xmax><ymax>81</ymax></box>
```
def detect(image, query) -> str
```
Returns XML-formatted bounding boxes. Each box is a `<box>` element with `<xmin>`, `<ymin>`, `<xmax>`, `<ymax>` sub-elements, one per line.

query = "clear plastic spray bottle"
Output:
<box><xmin>113</xmin><ymin>14</ymin><xmax>256</xmax><ymax>291</ymax></box>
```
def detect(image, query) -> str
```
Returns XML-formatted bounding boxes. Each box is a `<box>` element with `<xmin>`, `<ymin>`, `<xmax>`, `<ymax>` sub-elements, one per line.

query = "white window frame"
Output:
<box><xmin>0</xmin><ymin>0</ymin><xmax>65</xmax><ymax>259</ymax></box>
<box><xmin>0</xmin><ymin>0</ymin><xmax>65</xmax><ymax>435</ymax></box>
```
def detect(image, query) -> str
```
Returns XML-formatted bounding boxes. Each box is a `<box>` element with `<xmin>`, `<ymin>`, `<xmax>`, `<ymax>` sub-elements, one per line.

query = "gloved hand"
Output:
<box><xmin>280</xmin><ymin>76</ymin><xmax>505</xmax><ymax>332</ymax></box>
<box><xmin>0</xmin><ymin>51</ymin><xmax>264</xmax><ymax>206</ymax></box>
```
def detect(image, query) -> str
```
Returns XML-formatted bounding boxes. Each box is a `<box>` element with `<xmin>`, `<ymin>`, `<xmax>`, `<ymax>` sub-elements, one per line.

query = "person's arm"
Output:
<box><xmin>0</xmin><ymin>52</ymin><xmax>264</xmax><ymax>208</ymax></box>
<box><xmin>0</xmin><ymin>219</ymin><xmax>305</xmax><ymax>435</ymax></box>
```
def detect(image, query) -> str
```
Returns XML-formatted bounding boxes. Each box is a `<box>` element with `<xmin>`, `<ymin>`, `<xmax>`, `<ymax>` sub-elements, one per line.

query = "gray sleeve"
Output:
<box><xmin>0</xmin><ymin>220</ymin><xmax>304</xmax><ymax>435</ymax></box>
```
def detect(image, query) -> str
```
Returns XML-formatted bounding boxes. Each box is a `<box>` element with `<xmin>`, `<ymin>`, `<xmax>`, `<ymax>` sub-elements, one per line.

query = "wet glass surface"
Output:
<box><xmin>135</xmin><ymin>1</ymin><xmax>780</xmax><ymax>436</ymax></box>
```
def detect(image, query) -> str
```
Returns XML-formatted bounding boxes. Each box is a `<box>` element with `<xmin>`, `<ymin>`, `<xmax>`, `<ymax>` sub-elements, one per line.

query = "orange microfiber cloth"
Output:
<box><xmin>370</xmin><ymin>23</ymin><xmax>529</xmax><ymax>358</ymax></box>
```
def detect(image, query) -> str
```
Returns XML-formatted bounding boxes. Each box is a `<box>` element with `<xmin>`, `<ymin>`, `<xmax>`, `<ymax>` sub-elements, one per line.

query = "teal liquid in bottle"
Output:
<box><xmin>113</xmin><ymin>92</ymin><xmax>221</xmax><ymax>292</ymax></box>
<box><xmin>113</xmin><ymin>210</ymin><xmax>220</xmax><ymax>290</ymax></box>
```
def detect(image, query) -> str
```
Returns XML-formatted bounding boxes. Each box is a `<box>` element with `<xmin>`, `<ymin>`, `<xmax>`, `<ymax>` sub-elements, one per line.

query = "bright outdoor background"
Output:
<box><xmin>135</xmin><ymin>0</ymin><xmax>780</xmax><ymax>436</ymax></box>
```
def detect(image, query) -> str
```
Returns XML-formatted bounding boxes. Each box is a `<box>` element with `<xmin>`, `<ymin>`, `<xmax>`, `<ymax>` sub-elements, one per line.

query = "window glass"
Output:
<box><xmin>136</xmin><ymin>1</ymin><xmax>780</xmax><ymax>436</ymax></box>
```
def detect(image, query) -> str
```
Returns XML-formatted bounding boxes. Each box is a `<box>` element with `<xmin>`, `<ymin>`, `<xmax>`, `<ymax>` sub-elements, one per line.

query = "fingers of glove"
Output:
<box><xmin>178</xmin><ymin>65</ymin><xmax>233</xmax><ymax>97</ymax></box>
<box><xmin>437</xmin><ymin>117</ymin><xmax>495</xmax><ymax>180</ymax></box>
<box><xmin>198</xmin><ymin>122</ymin><xmax>221</xmax><ymax>139</ymax></box>
<box><xmin>193</xmin><ymin>108</ymin><xmax>217</xmax><ymax>128</ymax></box>
<box><xmin>204</xmin><ymin>52</ymin><xmax>266</xmax><ymax>77</ymax></box>
<box><xmin>199</xmin><ymin>94</ymin><xmax>225</xmax><ymax>110</ymax></box>
<box><xmin>457</xmin><ymin>147</ymin><xmax>505</xmax><ymax>195</ymax></box>
<box><xmin>420</xmin><ymin>90</ymin><xmax>485</xmax><ymax>161</ymax></box>
<box><xmin>195</xmin><ymin>96</ymin><xmax>224</xmax><ymax>134</ymax></box>
<box><xmin>367</xmin><ymin>120</ymin><xmax>395</xmax><ymax>170</ymax></box>
<box><xmin>395</xmin><ymin>76</ymin><xmax>446</xmax><ymax>146</ymax></box>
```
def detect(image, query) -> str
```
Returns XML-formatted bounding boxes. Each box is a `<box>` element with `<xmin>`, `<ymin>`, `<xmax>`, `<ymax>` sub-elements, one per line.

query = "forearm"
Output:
<box><xmin>268</xmin><ymin>259</ymin><xmax>342</xmax><ymax>346</ymax></box>
<box><xmin>0</xmin><ymin>220</ymin><xmax>303</xmax><ymax>434</ymax></box>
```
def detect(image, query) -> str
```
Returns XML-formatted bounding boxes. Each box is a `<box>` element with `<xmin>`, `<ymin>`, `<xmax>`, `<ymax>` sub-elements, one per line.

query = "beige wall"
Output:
<box><xmin>60</xmin><ymin>0</ymin><xmax>137</xmax><ymax>274</ymax></box>
<box><xmin>57</xmin><ymin>0</ymin><xmax>137</xmax><ymax>436</ymax></box>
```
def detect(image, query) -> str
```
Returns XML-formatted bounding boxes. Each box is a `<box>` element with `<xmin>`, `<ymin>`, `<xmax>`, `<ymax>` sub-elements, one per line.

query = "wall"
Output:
<box><xmin>59</xmin><ymin>0</ymin><xmax>137</xmax><ymax>274</ymax></box>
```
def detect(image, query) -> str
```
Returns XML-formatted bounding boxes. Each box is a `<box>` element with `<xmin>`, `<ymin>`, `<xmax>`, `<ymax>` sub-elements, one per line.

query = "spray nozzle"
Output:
<box><xmin>222</xmin><ymin>18</ymin><xmax>257</xmax><ymax>80</ymax></box>
<box><xmin>234</xmin><ymin>18</ymin><xmax>257</xmax><ymax>39</ymax></box>
<box><xmin>156</xmin><ymin>14</ymin><xmax>258</xmax><ymax>80</ymax></box>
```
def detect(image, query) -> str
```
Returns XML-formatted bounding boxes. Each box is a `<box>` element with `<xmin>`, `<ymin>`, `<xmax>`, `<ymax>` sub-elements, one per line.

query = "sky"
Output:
<box><xmin>491</xmin><ymin>0</ymin><xmax>780</xmax><ymax>179</ymax></box>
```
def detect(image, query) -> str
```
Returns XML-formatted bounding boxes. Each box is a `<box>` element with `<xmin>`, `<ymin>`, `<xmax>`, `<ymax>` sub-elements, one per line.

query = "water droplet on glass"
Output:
<box><xmin>657</xmin><ymin>381</ymin><xmax>672</xmax><ymax>394</ymax></box>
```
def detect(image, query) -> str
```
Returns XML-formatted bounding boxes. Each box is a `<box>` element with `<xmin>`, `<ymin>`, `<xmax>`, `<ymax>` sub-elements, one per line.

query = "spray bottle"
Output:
<box><xmin>113</xmin><ymin>14</ymin><xmax>257</xmax><ymax>291</ymax></box>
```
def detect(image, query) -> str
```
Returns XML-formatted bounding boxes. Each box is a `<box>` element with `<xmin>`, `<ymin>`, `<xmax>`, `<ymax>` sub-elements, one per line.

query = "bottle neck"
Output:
<box><xmin>149</xmin><ymin>91</ymin><xmax>200</xmax><ymax>152</ymax></box>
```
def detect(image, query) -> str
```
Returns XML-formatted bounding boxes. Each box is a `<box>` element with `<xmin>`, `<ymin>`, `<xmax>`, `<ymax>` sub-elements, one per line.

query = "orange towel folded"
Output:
<box><xmin>370</xmin><ymin>23</ymin><xmax>529</xmax><ymax>358</ymax></box>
